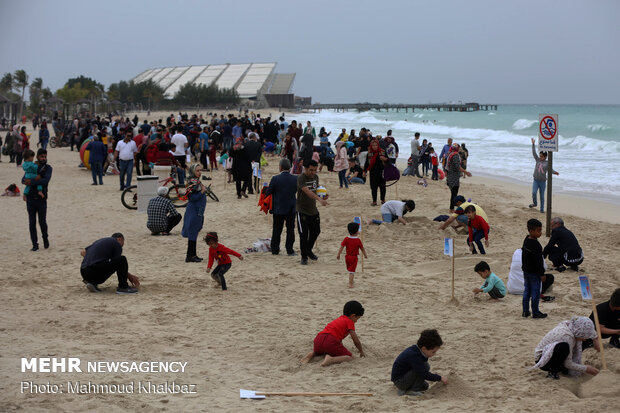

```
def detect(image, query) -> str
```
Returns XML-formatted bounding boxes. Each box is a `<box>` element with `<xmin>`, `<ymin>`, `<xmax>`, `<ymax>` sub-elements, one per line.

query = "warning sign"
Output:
<box><xmin>539</xmin><ymin>114</ymin><xmax>558</xmax><ymax>152</ymax></box>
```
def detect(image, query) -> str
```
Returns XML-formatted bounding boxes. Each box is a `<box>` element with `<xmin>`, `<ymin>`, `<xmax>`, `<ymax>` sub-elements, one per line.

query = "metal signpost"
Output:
<box><xmin>539</xmin><ymin>114</ymin><xmax>558</xmax><ymax>237</ymax></box>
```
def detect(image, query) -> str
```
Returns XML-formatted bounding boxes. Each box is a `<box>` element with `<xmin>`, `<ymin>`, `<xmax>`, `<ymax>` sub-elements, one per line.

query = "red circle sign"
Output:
<box><xmin>539</xmin><ymin>116</ymin><xmax>557</xmax><ymax>140</ymax></box>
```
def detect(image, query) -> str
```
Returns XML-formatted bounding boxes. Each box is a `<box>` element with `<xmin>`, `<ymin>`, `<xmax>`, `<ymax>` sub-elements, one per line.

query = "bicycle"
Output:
<box><xmin>120</xmin><ymin>169</ymin><xmax>219</xmax><ymax>209</ymax></box>
<box><xmin>48</xmin><ymin>134</ymin><xmax>71</xmax><ymax>148</ymax></box>
<box><xmin>121</xmin><ymin>168</ymin><xmax>188</xmax><ymax>210</ymax></box>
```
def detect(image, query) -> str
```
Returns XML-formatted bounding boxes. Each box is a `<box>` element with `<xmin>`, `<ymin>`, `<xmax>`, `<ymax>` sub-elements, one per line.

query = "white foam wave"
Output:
<box><xmin>488</xmin><ymin>112</ymin><xmax>496</xmax><ymax>115</ymax></box>
<box><xmin>587</xmin><ymin>124</ymin><xmax>611</xmax><ymax>132</ymax></box>
<box><xmin>562</xmin><ymin>135</ymin><xmax>620</xmax><ymax>153</ymax></box>
<box><xmin>512</xmin><ymin>119</ymin><xmax>537</xmax><ymax>130</ymax></box>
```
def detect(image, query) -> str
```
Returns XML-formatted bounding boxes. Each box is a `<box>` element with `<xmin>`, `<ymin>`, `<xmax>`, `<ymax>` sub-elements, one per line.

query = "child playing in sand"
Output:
<box><xmin>472</xmin><ymin>261</ymin><xmax>506</xmax><ymax>300</ymax></box>
<box><xmin>391</xmin><ymin>329</ymin><xmax>448</xmax><ymax>396</ymax></box>
<box><xmin>204</xmin><ymin>232</ymin><xmax>243</xmax><ymax>291</ymax></box>
<box><xmin>522</xmin><ymin>218</ymin><xmax>547</xmax><ymax>318</ymax></box>
<box><xmin>336</xmin><ymin>222</ymin><xmax>368</xmax><ymax>288</ymax></box>
<box><xmin>300</xmin><ymin>300</ymin><xmax>365</xmax><ymax>367</ymax></box>
<box><xmin>21</xmin><ymin>149</ymin><xmax>44</xmax><ymax>201</ymax></box>
<box><xmin>465</xmin><ymin>205</ymin><xmax>489</xmax><ymax>254</ymax></box>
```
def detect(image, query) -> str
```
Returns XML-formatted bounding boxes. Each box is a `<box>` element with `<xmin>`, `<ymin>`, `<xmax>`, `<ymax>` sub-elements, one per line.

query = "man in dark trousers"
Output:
<box><xmin>296</xmin><ymin>160</ymin><xmax>328</xmax><ymax>265</ymax></box>
<box><xmin>80</xmin><ymin>233</ymin><xmax>140</xmax><ymax>294</ymax></box>
<box><xmin>543</xmin><ymin>217</ymin><xmax>584</xmax><ymax>272</ymax></box>
<box><xmin>22</xmin><ymin>148</ymin><xmax>52</xmax><ymax>251</ymax></box>
<box><xmin>265</xmin><ymin>158</ymin><xmax>298</xmax><ymax>256</ymax></box>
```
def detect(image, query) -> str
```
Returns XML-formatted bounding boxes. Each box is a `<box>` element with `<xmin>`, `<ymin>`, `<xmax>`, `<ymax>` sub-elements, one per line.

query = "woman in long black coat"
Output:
<box><xmin>230</xmin><ymin>141</ymin><xmax>252</xmax><ymax>198</ymax></box>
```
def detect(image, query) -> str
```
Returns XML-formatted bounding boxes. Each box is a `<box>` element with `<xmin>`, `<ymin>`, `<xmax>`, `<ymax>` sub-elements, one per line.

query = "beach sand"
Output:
<box><xmin>1</xmin><ymin>122</ymin><xmax>619</xmax><ymax>412</ymax></box>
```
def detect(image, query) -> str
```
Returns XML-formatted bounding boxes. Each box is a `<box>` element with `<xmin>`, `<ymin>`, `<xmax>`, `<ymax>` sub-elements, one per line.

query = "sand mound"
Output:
<box><xmin>577</xmin><ymin>370</ymin><xmax>620</xmax><ymax>398</ymax></box>
<box><xmin>424</xmin><ymin>373</ymin><xmax>475</xmax><ymax>399</ymax></box>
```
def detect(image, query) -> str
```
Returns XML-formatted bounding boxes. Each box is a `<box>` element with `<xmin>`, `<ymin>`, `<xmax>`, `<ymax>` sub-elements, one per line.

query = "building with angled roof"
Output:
<box><xmin>130</xmin><ymin>63</ymin><xmax>296</xmax><ymax>106</ymax></box>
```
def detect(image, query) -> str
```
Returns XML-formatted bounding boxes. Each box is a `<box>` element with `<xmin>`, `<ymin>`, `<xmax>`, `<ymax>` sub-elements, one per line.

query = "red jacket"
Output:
<box><xmin>468</xmin><ymin>215</ymin><xmax>490</xmax><ymax>242</ymax></box>
<box><xmin>207</xmin><ymin>244</ymin><xmax>241</xmax><ymax>268</ymax></box>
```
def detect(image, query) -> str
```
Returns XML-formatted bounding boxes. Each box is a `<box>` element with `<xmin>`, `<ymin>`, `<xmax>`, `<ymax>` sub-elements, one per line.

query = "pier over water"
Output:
<box><xmin>302</xmin><ymin>102</ymin><xmax>498</xmax><ymax>113</ymax></box>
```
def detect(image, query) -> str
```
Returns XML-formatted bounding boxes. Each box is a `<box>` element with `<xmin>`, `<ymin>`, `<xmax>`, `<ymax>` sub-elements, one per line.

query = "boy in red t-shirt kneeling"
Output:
<box><xmin>300</xmin><ymin>301</ymin><xmax>365</xmax><ymax>367</ymax></box>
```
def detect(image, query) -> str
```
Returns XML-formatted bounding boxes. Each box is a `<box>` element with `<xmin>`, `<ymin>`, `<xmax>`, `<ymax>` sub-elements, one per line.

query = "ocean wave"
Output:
<box><xmin>512</xmin><ymin>119</ymin><xmax>537</xmax><ymax>130</ymax></box>
<box><xmin>488</xmin><ymin>112</ymin><xmax>496</xmax><ymax>115</ymax></box>
<box><xmin>587</xmin><ymin>124</ymin><xmax>611</xmax><ymax>132</ymax></box>
<box><xmin>562</xmin><ymin>135</ymin><xmax>620</xmax><ymax>153</ymax></box>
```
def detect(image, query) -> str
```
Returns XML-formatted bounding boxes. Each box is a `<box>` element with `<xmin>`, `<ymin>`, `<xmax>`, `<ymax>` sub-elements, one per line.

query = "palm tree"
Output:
<box><xmin>0</xmin><ymin>72</ymin><xmax>12</xmax><ymax>94</ymax></box>
<box><xmin>29</xmin><ymin>77</ymin><xmax>44</xmax><ymax>116</ymax></box>
<box><xmin>13</xmin><ymin>69</ymin><xmax>29</xmax><ymax>119</ymax></box>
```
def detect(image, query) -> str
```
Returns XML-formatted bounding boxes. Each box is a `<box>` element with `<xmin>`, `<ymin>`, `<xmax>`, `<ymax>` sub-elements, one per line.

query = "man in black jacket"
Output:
<box><xmin>22</xmin><ymin>149</ymin><xmax>52</xmax><ymax>251</ymax></box>
<box><xmin>543</xmin><ymin>217</ymin><xmax>584</xmax><ymax>272</ymax></box>
<box><xmin>265</xmin><ymin>158</ymin><xmax>298</xmax><ymax>256</ymax></box>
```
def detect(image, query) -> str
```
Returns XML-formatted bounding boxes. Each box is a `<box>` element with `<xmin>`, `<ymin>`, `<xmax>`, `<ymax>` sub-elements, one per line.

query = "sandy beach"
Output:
<box><xmin>1</xmin><ymin>118</ymin><xmax>619</xmax><ymax>412</ymax></box>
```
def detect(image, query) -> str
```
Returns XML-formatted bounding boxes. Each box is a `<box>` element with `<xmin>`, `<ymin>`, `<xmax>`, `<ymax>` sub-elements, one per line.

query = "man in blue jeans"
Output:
<box><xmin>114</xmin><ymin>131</ymin><xmax>138</xmax><ymax>190</ymax></box>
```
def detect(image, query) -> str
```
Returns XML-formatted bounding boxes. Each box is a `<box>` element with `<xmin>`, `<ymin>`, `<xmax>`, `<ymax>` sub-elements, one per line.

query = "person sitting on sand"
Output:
<box><xmin>472</xmin><ymin>261</ymin><xmax>506</xmax><ymax>300</ymax></box>
<box><xmin>368</xmin><ymin>199</ymin><xmax>415</xmax><ymax>225</ymax></box>
<box><xmin>438</xmin><ymin>195</ymin><xmax>488</xmax><ymax>231</ymax></box>
<box><xmin>146</xmin><ymin>186</ymin><xmax>182</xmax><ymax>235</ymax></box>
<box><xmin>391</xmin><ymin>329</ymin><xmax>448</xmax><ymax>396</ymax></box>
<box><xmin>532</xmin><ymin>316</ymin><xmax>600</xmax><ymax>380</ymax></box>
<box><xmin>543</xmin><ymin>217</ymin><xmax>584</xmax><ymax>272</ymax></box>
<box><xmin>300</xmin><ymin>300</ymin><xmax>365</xmax><ymax>367</ymax></box>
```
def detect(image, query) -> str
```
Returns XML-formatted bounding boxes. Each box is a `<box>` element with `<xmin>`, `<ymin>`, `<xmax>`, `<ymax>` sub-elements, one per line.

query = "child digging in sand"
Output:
<box><xmin>204</xmin><ymin>232</ymin><xmax>243</xmax><ymax>291</ymax></box>
<box><xmin>472</xmin><ymin>261</ymin><xmax>506</xmax><ymax>300</ymax></box>
<box><xmin>391</xmin><ymin>329</ymin><xmax>448</xmax><ymax>396</ymax></box>
<box><xmin>300</xmin><ymin>300</ymin><xmax>365</xmax><ymax>366</ymax></box>
<box><xmin>336</xmin><ymin>222</ymin><xmax>368</xmax><ymax>288</ymax></box>
<box><xmin>21</xmin><ymin>149</ymin><xmax>44</xmax><ymax>201</ymax></box>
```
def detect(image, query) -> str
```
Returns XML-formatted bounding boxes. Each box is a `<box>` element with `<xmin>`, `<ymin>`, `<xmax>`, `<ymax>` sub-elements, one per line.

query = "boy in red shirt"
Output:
<box><xmin>465</xmin><ymin>205</ymin><xmax>489</xmax><ymax>254</ymax></box>
<box><xmin>300</xmin><ymin>301</ymin><xmax>365</xmax><ymax>367</ymax></box>
<box><xmin>204</xmin><ymin>232</ymin><xmax>243</xmax><ymax>291</ymax></box>
<box><xmin>337</xmin><ymin>222</ymin><xmax>368</xmax><ymax>288</ymax></box>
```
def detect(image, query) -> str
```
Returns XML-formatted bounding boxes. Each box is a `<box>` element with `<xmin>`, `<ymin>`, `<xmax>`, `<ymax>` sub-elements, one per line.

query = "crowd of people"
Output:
<box><xmin>11</xmin><ymin>109</ymin><xmax>616</xmax><ymax>398</ymax></box>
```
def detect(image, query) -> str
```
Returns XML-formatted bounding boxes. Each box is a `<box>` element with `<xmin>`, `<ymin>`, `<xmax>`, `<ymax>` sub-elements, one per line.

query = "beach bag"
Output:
<box><xmin>383</xmin><ymin>162</ymin><xmax>400</xmax><ymax>186</ymax></box>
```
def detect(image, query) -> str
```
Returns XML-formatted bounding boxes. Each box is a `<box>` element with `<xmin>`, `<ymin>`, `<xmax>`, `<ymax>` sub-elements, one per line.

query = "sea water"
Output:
<box><xmin>289</xmin><ymin>105</ymin><xmax>620</xmax><ymax>202</ymax></box>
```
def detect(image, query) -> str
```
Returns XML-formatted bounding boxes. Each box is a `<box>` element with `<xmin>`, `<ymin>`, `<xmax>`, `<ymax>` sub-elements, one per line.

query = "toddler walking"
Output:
<box><xmin>337</xmin><ymin>222</ymin><xmax>368</xmax><ymax>288</ymax></box>
<box><xmin>204</xmin><ymin>232</ymin><xmax>243</xmax><ymax>291</ymax></box>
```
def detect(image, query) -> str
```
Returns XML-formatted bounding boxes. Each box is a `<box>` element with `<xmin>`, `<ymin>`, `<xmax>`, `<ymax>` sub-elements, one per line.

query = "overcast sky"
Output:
<box><xmin>1</xmin><ymin>0</ymin><xmax>618</xmax><ymax>104</ymax></box>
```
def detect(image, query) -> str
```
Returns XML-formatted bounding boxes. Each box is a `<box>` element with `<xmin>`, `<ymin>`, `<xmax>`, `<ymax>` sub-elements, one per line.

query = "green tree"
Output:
<box><xmin>29</xmin><ymin>77</ymin><xmax>43</xmax><ymax>114</ymax></box>
<box><xmin>14</xmin><ymin>69</ymin><xmax>29</xmax><ymax>118</ymax></box>
<box><xmin>174</xmin><ymin>82</ymin><xmax>239</xmax><ymax>106</ymax></box>
<box><xmin>56</xmin><ymin>83</ymin><xmax>89</xmax><ymax>104</ymax></box>
<box><xmin>0</xmin><ymin>72</ymin><xmax>13</xmax><ymax>94</ymax></box>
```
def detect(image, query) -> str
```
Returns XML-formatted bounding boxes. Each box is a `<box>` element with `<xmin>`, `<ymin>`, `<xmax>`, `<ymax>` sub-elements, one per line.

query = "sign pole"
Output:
<box><xmin>361</xmin><ymin>215</ymin><xmax>365</xmax><ymax>274</ymax></box>
<box><xmin>451</xmin><ymin>249</ymin><xmax>455</xmax><ymax>300</ymax></box>
<box><xmin>546</xmin><ymin>152</ymin><xmax>553</xmax><ymax>237</ymax></box>
<box><xmin>590</xmin><ymin>293</ymin><xmax>607</xmax><ymax>370</ymax></box>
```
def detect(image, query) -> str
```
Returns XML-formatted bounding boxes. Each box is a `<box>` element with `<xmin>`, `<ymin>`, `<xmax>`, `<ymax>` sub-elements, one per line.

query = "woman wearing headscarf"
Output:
<box><xmin>182</xmin><ymin>164</ymin><xmax>207</xmax><ymax>262</ymax></box>
<box><xmin>281</xmin><ymin>133</ymin><xmax>298</xmax><ymax>164</ymax></box>
<box><xmin>230</xmin><ymin>139</ymin><xmax>252</xmax><ymax>198</ymax></box>
<box><xmin>363</xmin><ymin>139</ymin><xmax>388</xmax><ymax>206</ymax></box>
<box><xmin>445</xmin><ymin>143</ymin><xmax>471</xmax><ymax>211</ymax></box>
<box><xmin>334</xmin><ymin>141</ymin><xmax>349</xmax><ymax>189</ymax></box>
<box><xmin>532</xmin><ymin>316</ymin><xmax>600</xmax><ymax>380</ymax></box>
<box><xmin>12</xmin><ymin>125</ymin><xmax>23</xmax><ymax>166</ymax></box>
